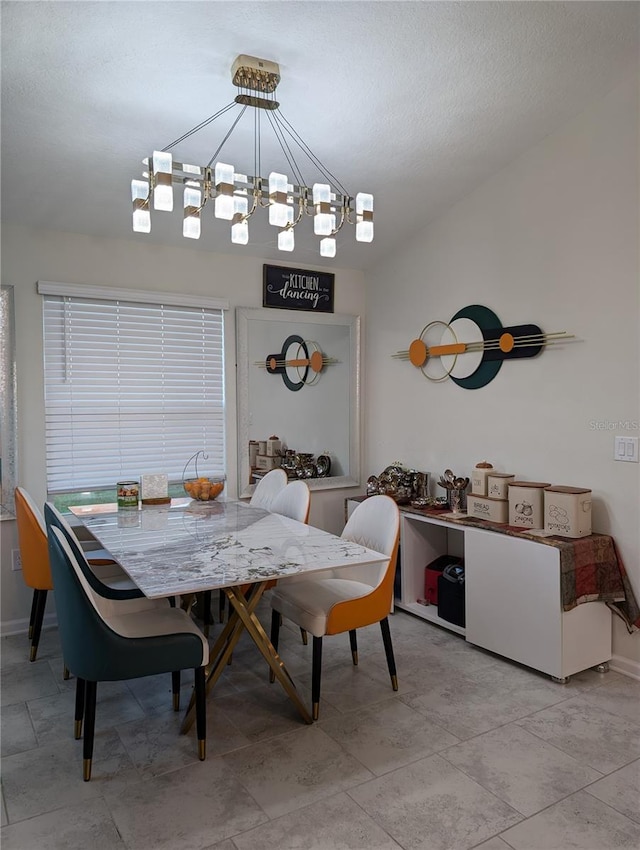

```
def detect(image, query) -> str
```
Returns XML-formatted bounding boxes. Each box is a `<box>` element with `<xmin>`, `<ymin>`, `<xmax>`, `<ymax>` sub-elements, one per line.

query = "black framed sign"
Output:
<box><xmin>263</xmin><ymin>264</ymin><xmax>335</xmax><ymax>313</ymax></box>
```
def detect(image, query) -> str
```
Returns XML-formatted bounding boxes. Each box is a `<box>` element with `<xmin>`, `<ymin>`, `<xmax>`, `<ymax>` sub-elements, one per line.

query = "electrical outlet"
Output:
<box><xmin>11</xmin><ymin>549</ymin><xmax>22</xmax><ymax>571</ymax></box>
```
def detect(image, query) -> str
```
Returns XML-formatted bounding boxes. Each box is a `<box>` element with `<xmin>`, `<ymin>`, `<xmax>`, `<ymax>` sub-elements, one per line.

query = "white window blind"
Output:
<box><xmin>42</xmin><ymin>293</ymin><xmax>225</xmax><ymax>493</ymax></box>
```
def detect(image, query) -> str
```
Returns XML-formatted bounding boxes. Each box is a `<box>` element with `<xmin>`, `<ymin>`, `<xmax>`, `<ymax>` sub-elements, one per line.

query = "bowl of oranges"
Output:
<box><xmin>182</xmin><ymin>451</ymin><xmax>225</xmax><ymax>501</ymax></box>
<box><xmin>183</xmin><ymin>476</ymin><xmax>225</xmax><ymax>501</ymax></box>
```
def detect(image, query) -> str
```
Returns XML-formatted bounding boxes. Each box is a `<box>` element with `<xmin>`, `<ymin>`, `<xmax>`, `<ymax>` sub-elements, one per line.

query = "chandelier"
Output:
<box><xmin>131</xmin><ymin>55</ymin><xmax>373</xmax><ymax>258</ymax></box>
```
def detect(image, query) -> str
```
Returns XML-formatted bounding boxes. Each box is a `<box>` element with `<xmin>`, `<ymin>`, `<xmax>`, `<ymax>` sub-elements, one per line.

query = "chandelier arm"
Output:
<box><xmin>331</xmin><ymin>206</ymin><xmax>347</xmax><ymax>235</ymax></box>
<box><xmin>255</xmin><ymin>107</ymin><xmax>261</xmax><ymax>183</ymax></box>
<box><xmin>274</xmin><ymin>111</ymin><xmax>351</xmax><ymax>197</ymax></box>
<box><xmin>206</xmin><ymin>105</ymin><xmax>249</xmax><ymax>168</ymax></box>
<box><xmin>161</xmin><ymin>102</ymin><xmax>238</xmax><ymax>152</ymax></box>
<box><xmin>265</xmin><ymin>110</ymin><xmax>306</xmax><ymax>188</ymax></box>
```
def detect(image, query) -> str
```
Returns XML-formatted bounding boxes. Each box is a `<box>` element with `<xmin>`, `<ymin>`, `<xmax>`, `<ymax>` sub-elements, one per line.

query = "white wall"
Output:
<box><xmin>365</xmin><ymin>72</ymin><xmax>640</xmax><ymax>669</ymax></box>
<box><xmin>0</xmin><ymin>229</ymin><xmax>366</xmax><ymax>631</ymax></box>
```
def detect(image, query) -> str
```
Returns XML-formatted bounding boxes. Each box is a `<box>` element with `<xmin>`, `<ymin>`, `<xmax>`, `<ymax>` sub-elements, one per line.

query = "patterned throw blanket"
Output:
<box><xmin>403</xmin><ymin>507</ymin><xmax>640</xmax><ymax>633</ymax></box>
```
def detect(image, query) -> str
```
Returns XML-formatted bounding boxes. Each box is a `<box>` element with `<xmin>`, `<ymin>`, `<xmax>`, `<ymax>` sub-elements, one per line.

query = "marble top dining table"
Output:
<box><xmin>70</xmin><ymin>498</ymin><xmax>388</xmax><ymax>599</ymax></box>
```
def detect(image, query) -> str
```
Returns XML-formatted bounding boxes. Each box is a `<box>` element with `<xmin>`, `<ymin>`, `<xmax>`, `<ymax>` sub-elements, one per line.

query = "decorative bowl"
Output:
<box><xmin>183</xmin><ymin>477</ymin><xmax>225</xmax><ymax>501</ymax></box>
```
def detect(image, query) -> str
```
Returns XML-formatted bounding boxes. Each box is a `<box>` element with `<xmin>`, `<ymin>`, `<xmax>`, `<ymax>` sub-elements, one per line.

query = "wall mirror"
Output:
<box><xmin>236</xmin><ymin>307</ymin><xmax>360</xmax><ymax>497</ymax></box>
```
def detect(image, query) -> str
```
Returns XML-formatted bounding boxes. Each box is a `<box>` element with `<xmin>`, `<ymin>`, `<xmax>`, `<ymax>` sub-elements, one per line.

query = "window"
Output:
<box><xmin>39</xmin><ymin>282</ymin><xmax>227</xmax><ymax>496</ymax></box>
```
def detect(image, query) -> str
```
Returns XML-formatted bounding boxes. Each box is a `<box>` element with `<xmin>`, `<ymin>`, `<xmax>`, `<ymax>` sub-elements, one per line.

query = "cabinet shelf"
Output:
<box><xmin>347</xmin><ymin>497</ymin><xmax>612</xmax><ymax>681</ymax></box>
<box><xmin>394</xmin><ymin>599</ymin><xmax>466</xmax><ymax>636</ymax></box>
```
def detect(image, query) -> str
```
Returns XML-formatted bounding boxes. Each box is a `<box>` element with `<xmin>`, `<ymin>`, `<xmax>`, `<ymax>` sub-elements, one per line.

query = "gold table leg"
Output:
<box><xmin>225</xmin><ymin>586</ymin><xmax>312</xmax><ymax>724</ymax></box>
<box><xmin>180</xmin><ymin>581</ymin><xmax>312</xmax><ymax>733</ymax></box>
<box><xmin>180</xmin><ymin>586</ymin><xmax>261</xmax><ymax>734</ymax></box>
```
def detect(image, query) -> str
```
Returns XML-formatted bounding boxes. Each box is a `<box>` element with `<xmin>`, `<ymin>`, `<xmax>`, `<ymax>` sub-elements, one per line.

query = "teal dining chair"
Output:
<box><xmin>44</xmin><ymin>502</ymin><xmax>141</xmax><ymax>597</ymax></box>
<box><xmin>47</xmin><ymin>525</ymin><xmax>208</xmax><ymax>781</ymax></box>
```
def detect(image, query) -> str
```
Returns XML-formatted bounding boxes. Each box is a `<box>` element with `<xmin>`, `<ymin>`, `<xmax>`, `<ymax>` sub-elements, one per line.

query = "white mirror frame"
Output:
<box><xmin>0</xmin><ymin>284</ymin><xmax>18</xmax><ymax>518</ymax></box>
<box><xmin>236</xmin><ymin>307</ymin><xmax>361</xmax><ymax>498</ymax></box>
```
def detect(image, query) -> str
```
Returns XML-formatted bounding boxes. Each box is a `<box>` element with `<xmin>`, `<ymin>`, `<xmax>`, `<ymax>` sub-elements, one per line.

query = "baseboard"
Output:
<box><xmin>609</xmin><ymin>653</ymin><xmax>640</xmax><ymax>681</ymax></box>
<box><xmin>1</xmin><ymin>612</ymin><xmax>58</xmax><ymax>638</ymax></box>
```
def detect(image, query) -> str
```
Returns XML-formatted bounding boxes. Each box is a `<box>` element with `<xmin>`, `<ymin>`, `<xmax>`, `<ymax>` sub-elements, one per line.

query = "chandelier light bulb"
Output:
<box><xmin>152</xmin><ymin>151</ymin><xmax>173</xmax><ymax>212</ymax></box>
<box><xmin>268</xmin><ymin>172</ymin><xmax>290</xmax><ymax>228</ymax></box>
<box><xmin>231</xmin><ymin>220</ymin><xmax>249</xmax><ymax>245</ymax></box>
<box><xmin>278</xmin><ymin>229</ymin><xmax>295</xmax><ymax>251</ymax></box>
<box><xmin>183</xmin><ymin>185</ymin><xmax>202</xmax><ymax>240</ymax></box>
<box><xmin>131</xmin><ymin>180</ymin><xmax>151</xmax><ymax>233</ymax></box>
<box><xmin>214</xmin><ymin>162</ymin><xmax>235</xmax><ymax>220</ymax></box>
<box><xmin>231</xmin><ymin>187</ymin><xmax>249</xmax><ymax>244</ymax></box>
<box><xmin>355</xmin><ymin>193</ymin><xmax>374</xmax><ymax>242</ymax></box>
<box><xmin>312</xmin><ymin>183</ymin><xmax>333</xmax><ymax>235</ymax></box>
<box><xmin>320</xmin><ymin>237</ymin><xmax>336</xmax><ymax>258</ymax></box>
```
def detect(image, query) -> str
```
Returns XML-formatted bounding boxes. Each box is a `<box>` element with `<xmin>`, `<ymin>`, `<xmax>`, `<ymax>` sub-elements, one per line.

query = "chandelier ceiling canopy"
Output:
<box><xmin>131</xmin><ymin>55</ymin><xmax>373</xmax><ymax>259</ymax></box>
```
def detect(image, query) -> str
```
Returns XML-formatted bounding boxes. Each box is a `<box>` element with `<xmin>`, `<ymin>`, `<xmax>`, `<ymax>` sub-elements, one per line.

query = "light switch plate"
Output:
<box><xmin>614</xmin><ymin>435</ymin><xmax>639</xmax><ymax>462</ymax></box>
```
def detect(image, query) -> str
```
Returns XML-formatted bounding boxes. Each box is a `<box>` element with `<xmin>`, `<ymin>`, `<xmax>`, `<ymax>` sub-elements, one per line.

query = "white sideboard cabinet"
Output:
<box><xmin>347</xmin><ymin>498</ymin><xmax>612</xmax><ymax>681</ymax></box>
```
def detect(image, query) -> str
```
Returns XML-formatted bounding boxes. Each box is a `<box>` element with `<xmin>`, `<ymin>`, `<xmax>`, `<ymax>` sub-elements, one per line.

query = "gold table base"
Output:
<box><xmin>180</xmin><ymin>582</ymin><xmax>312</xmax><ymax>734</ymax></box>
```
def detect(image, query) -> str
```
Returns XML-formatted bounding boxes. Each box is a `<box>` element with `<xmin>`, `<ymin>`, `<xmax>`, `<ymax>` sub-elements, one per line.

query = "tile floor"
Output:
<box><xmin>2</xmin><ymin>602</ymin><xmax>640</xmax><ymax>850</ymax></box>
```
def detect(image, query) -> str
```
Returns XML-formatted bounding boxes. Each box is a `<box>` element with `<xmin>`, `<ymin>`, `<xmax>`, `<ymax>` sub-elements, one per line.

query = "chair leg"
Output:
<box><xmin>380</xmin><ymin>617</ymin><xmax>398</xmax><ymax>691</ymax></box>
<box><xmin>349</xmin><ymin>629</ymin><xmax>358</xmax><ymax>665</ymax></box>
<box><xmin>194</xmin><ymin>666</ymin><xmax>206</xmax><ymax>761</ymax></box>
<box><xmin>312</xmin><ymin>636</ymin><xmax>323</xmax><ymax>721</ymax></box>
<box><xmin>218</xmin><ymin>591</ymin><xmax>225</xmax><ymax>623</ymax></box>
<box><xmin>269</xmin><ymin>609</ymin><xmax>281</xmax><ymax>683</ymax></box>
<box><xmin>172</xmin><ymin>671</ymin><xmax>181</xmax><ymax>711</ymax></box>
<box><xmin>300</xmin><ymin>627</ymin><xmax>308</xmax><ymax>646</ymax></box>
<box><xmin>74</xmin><ymin>677</ymin><xmax>85</xmax><ymax>739</ymax></box>
<box><xmin>28</xmin><ymin>589</ymin><xmax>38</xmax><ymax>639</ymax></box>
<box><xmin>83</xmin><ymin>681</ymin><xmax>97</xmax><ymax>781</ymax></box>
<box><xmin>30</xmin><ymin>589</ymin><xmax>48</xmax><ymax>662</ymax></box>
<box><xmin>63</xmin><ymin>665</ymin><xmax>70</xmax><ymax>680</ymax></box>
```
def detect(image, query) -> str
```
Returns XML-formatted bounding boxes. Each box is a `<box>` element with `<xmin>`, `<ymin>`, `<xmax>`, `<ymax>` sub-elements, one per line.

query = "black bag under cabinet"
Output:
<box><xmin>437</xmin><ymin>564</ymin><xmax>465</xmax><ymax>627</ymax></box>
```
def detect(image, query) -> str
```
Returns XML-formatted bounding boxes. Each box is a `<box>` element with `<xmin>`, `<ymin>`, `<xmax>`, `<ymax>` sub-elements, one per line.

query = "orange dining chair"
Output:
<box><xmin>269</xmin><ymin>494</ymin><xmax>400</xmax><ymax>719</ymax></box>
<box><xmin>14</xmin><ymin>487</ymin><xmax>54</xmax><ymax>663</ymax></box>
<box><xmin>14</xmin><ymin>487</ymin><xmax>134</xmax><ymax>664</ymax></box>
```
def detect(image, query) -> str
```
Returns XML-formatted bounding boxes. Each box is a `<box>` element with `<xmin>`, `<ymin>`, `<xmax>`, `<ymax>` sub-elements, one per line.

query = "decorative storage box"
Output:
<box><xmin>544</xmin><ymin>486</ymin><xmax>592</xmax><ymax>538</ymax></box>
<box><xmin>467</xmin><ymin>493</ymin><xmax>509</xmax><ymax>523</ymax></box>
<box><xmin>508</xmin><ymin>481</ymin><xmax>550</xmax><ymax>529</ymax></box>
<box><xmin>255</xmin><ymin>454</ymin><xmax>282</xmax><ymax>471</ymax></box>
<box><xmin>471</xmin><ymin>462</ymin><xmax>494</xmax><ymax>496</ymax></box>
<box><xmin>487</xmin><ymin>473</ymin><xmax>515</xmax><ymax>500</ymax></box>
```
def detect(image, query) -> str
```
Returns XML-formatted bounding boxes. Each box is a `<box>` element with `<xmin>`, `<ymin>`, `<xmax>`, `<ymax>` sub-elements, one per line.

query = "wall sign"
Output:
<box><xmin>393</xmin><ymin>304</ymin><xmax>575</xmax><ymax>389</ymax></box>
<box><xmin>263</xmin><ymin>264</ymin><xmax>334</xmax><ymax>313</ymax></box>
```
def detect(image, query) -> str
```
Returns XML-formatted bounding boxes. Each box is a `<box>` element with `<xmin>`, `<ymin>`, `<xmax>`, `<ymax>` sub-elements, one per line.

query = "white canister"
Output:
<box><xmin>258</xmin><ymin>440</ymin><xmax>267</xmax><ymax>455</ymax></box>
<box><xmin>471</xmin><ymin>462</ymin><xmax>494</xmax><ymax>496</ymax></box>
<box><xmin>544</xmin><ymin>486</ymin><xmax>592</xmax><ymax>538</ymax></box>
<box><xmin>508</xmin><ymin>481</ymin><xmax>550</xmax><ymax>529</ymax></box>
<box><xmin>487</xmin><ymin>473</ymin><xmax>515</xmax><ymax>501</ymax></box>
<box><xmin>266</xmin><ymin>436</ymin><xmax>281</xmax><ymax>457</ymax></box>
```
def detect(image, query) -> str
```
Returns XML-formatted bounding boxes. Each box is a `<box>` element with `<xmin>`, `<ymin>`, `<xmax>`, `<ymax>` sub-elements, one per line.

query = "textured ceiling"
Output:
<box><xmin>1</xmin><ymin>1</ymin><xmax>638</xmax><ymax>271</ymax></box>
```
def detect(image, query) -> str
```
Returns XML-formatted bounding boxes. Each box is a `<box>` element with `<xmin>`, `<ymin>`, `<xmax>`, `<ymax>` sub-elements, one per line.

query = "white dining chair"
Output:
<box><xmin>270</xmin><ymin>479</ymin><xmax>311</xmax><ymax>524</ymax></box>
<box><xmin>269</xmin><ymin>494</ymin><xmax>400</xmax><ymax>719</ymax></box>
<box><xmin>249</xmin><ymin>468</ymin><xmax>288</xmax><ymax>510</ymax></box>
